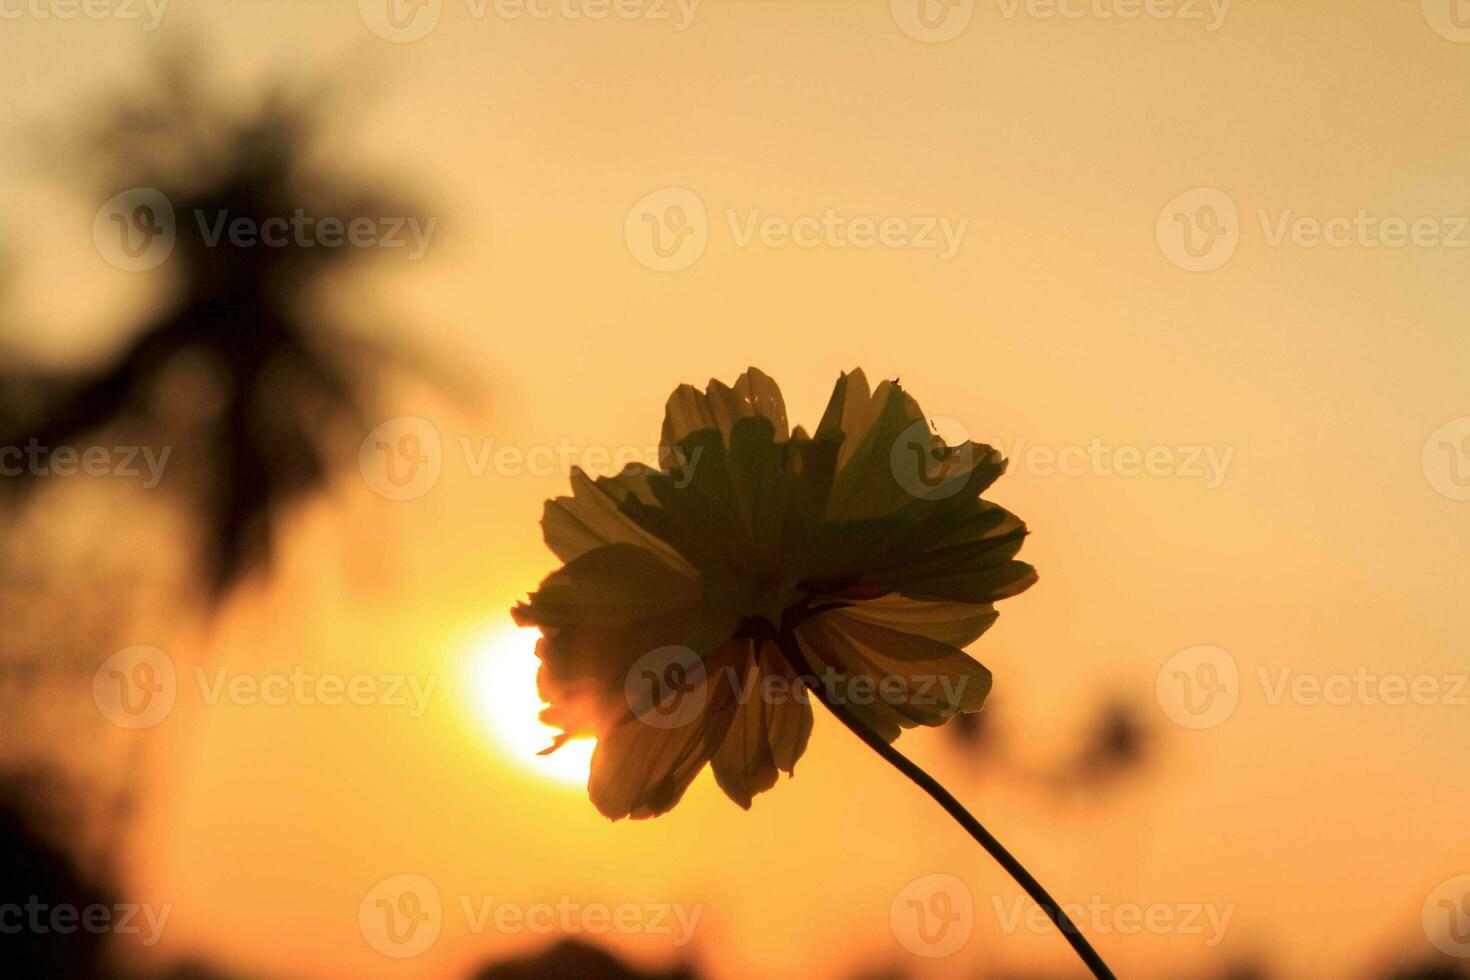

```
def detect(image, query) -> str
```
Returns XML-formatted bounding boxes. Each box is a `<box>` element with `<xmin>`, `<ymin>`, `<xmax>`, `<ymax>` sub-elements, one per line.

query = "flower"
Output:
<box><xmin>512</xmin><ymin>368</ymin><xmax>1036</xmax><ymax>819</ymax></box>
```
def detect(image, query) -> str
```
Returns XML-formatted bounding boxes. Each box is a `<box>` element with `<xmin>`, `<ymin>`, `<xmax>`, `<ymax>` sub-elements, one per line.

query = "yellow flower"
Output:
<box><xmin>513</xmin><ymin>368</ymin><xmax>1035</xmax><ymax>820</ymax></box>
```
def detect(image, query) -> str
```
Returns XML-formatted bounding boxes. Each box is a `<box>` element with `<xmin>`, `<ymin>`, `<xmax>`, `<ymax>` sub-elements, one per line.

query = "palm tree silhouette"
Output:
<box><xmin>2</xmin><ymin>53</ymin><xmax>446</xmax><ymax>600</ymax></box>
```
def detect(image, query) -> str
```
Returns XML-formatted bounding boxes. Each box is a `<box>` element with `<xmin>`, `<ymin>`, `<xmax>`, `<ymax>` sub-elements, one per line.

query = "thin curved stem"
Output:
<box><xmin>776</xmin><ymin>627</ymin><xmax>1117</xmax><ymax>980</ymax></box>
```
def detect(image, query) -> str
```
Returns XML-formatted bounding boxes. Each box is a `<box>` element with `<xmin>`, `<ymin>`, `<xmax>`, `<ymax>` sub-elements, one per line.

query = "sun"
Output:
<box><xmin>470</xmin><ymin>625</ymin><xmax>594</xmax><ymax>786</ymax></box>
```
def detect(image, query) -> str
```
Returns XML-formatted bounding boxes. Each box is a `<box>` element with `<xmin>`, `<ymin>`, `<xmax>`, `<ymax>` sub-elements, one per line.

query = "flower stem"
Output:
<box><xmin>776</xmin><ymin>628</ymin><xmax>1117</xmax><ymax>980</ymax></box>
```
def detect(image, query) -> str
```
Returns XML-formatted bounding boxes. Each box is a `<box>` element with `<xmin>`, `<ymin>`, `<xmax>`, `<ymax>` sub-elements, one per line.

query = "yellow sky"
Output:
<box><xmin>4</xmin><ymin>1</ymin><xmax>1470</xmax><ymax>977</ymax></box>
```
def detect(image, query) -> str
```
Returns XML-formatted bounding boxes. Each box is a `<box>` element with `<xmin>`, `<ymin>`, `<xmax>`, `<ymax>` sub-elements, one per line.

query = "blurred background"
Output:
<box><xmin>1</xmin><ymin>1</ymin><xmax>1469</xmax><ymax>977</ymax></box>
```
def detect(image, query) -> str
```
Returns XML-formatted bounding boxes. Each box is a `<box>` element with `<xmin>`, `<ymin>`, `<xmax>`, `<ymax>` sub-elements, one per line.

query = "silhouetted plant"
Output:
<box><xmin>513</xmin><ymin>368</ymin><xmax>1113</xmax><ymax>977</ymax></box>
<box><xmin>468</xmin><ymin>938</ymin><xmax>700</xmax><ymax>980</ymax></box>
<box><xmin>0</xmin><ymin>769</ymin><xmax>120</xmax><ymax>978</ymax></box>
<box><xmin>1</xmin><ymin>52</ymin><xmax>441</xmax><ymax>601</ymax></box>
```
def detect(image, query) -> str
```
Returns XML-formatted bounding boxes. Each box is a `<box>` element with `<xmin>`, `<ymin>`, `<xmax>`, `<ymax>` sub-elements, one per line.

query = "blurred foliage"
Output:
<box><xmin>0</xmin><ymin>52</ymin><xmax>446</xmax><ymax>602</ymax></box>
<box><xmin>468</xmin><ymin>938</ymin><xmax>700</xmax><ymax>980</ymax></box>
<box><xmin>945</xmin><ymin>694</ymin><xmax>1150</xmax><ymax>800</ymax></box>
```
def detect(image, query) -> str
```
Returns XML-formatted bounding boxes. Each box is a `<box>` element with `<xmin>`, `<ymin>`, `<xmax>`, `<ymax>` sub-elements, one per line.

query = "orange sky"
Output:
<box><xmin>3</xmin><ymin>1</ymin><xmax>1470</xmax><ymax>977</ymax></box>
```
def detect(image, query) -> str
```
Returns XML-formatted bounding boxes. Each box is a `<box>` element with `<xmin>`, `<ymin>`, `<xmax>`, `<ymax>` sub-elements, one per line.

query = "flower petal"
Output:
<box><xmin>709</xmin><ymin>642</ymin><xmax>814</xmax><ymax>808</ymax></box>
<box><xmin>764</xmin><ymin>647</ymin><xmax>814</xmax><ymax>773</ymax></box>
<box><xmin>816</xmin><ymin>369</ymin><xmax>926</xmax><ymax>522</ymax></box>
<box><xmin>513</xmin><ymin>543</ymin><xmax>711</xmax><ymax>742</ymax></box>
<box><xmin>588</xmin><ymin>642</ymin><xmax>745</xmax><ymax>820</ymax></box>
<box><xmin>858</xmin><ymin>500</ymin><xmax>1037</xmax><ymax>604</ymax></box>
<box><xmin>710</xmin><ymin>651</ymin><xmax>778</xmax><ymax>808</ymax></box>
<box><xmin>527</xmin><ymin>609</ymin><xmax>692</xmax><ymax>741</ymax></box>
<box><xmin>541</xmin><ymin>469</ymin><xmax>691</xmax><ymax>570</ymax></box>
<box><xmin>650</xmin><ymin>417</ymin><xmax>803</xmax><ymax>620</ymax></box>
<box><xmin>837</xmin><ymin>593</ymin><xmax>1000</xmax><ymax>648</ymax></box>
<box><xmin>660</xmin><ymin>367</ymin><xmax>789</xmax><ymax>452</ymax></box>
<box><xmin>794</xmin><ymin>612</ymin><xmax>992</xmax><ymax>743</ymax></box>
<box><xmin>512</xmin><ymin>543</ymin><xmax>699</xmax><ymax>629</ymax></box>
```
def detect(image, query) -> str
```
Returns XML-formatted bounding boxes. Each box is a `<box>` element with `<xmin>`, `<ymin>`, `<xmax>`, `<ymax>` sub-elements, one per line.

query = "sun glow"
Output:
<box><xmin>471</xmin><ymin>625</ymin><xmax>594</xmax><ymax>785</ymax></box>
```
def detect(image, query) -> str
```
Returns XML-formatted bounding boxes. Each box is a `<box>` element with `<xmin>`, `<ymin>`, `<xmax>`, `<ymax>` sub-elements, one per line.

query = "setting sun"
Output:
<box><xmin>470</xmin><ymin>625</ymin><xmax>594</xmax><ymax>786</ymax></box>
